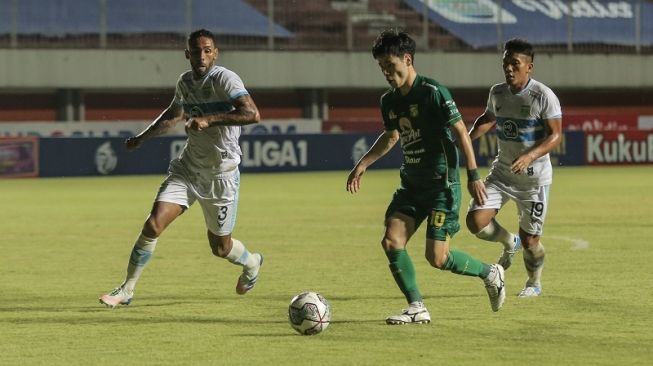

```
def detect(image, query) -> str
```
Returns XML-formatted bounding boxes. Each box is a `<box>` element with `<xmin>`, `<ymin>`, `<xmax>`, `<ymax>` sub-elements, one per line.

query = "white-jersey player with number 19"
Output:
<box><xmin>466</xmin><ymin>38</ymin><xmax>562</xmax><ymax>298</ymax></box>
<box><xmin>99</xmin><ymin>29</ymin><xmax>263</xmax><ymax>308</ymax></box>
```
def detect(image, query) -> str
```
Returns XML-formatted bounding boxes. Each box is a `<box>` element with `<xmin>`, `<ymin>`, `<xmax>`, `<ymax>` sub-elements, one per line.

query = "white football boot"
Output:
<box><xmin>236</xmin><ymin>253</ymin><xmax>263</xmax><ymax>295</ymax></box>
<box><xmin>385</xmin><ymin>302</ymin><xmax>431</xmax><ymax>325</ymax></box>
<box><xmin>99</xmin><ymin>286</ymin><xmax>133</xmax><ymax>308</ymax></box>
<box><xmin>483</xmin><ymin>264</ymin><xmax>506</xmax><ymax>312</ymax></box>
<box><xmin>498</xmin><ymin>234</ymin><xmax>522</xmax><ymax>271</ymax></box>
<box><xmin>518</xmin><ymin>286</ymin><xmax>542</xmax><ymax>297</ymax></box>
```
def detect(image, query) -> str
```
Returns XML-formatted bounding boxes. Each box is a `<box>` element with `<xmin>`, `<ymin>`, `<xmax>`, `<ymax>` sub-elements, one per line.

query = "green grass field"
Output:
<box><xmin>1</xmin><ymin>166</ymin><xmax>652</xmax><ymax>365</ymax></box>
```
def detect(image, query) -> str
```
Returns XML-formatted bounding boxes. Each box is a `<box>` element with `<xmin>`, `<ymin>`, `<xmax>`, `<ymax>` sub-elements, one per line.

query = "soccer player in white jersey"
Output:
<box><xmin>466</xmin><ymin>38</ymin><xmax>562</xmax><ymax>298</ymax></box>
<box><xmin>99</xmin><ymin>29</ymin><xmax>263</xmax><ymax>308</ymax></box>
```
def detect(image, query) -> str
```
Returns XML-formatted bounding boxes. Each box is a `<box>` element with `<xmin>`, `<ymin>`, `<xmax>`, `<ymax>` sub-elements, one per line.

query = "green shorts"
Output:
<box><xmin>385</xmin><ymin>182</ymin><xmax>461</xmax><ymax>241</ymax></box>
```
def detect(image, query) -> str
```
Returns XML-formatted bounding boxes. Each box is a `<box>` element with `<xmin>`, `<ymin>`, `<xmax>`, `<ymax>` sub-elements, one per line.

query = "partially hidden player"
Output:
<box><xmin>466</xmin><ymin>38</ymin><xmax>562</xmax><ymax>298</ymax></box>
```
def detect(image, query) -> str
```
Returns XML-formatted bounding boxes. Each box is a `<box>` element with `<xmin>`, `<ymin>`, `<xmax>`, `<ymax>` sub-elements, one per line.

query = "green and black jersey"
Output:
<box><xmin>380</xmin><ymin>74</ymin><xmax>462</xmax><ymax>189</ymax></box>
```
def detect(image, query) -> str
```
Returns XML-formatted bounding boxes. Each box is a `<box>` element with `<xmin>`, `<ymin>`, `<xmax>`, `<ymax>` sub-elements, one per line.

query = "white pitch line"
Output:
<box><xmin>548</xmin><ymin>235</ymin><xmax>590</xmax><ymax>250</ymax></box>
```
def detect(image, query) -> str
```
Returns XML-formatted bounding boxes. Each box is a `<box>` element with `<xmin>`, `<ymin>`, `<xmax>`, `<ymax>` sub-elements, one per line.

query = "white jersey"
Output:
<box><xmin>171</xmin><ymin>65</ymin><xmax>249</xmax><ymax>174</ymax></box>
<box><xmin>484</xmin><ymin>79</ymin><xmax>561</xmax><ymax>187</ymax></box>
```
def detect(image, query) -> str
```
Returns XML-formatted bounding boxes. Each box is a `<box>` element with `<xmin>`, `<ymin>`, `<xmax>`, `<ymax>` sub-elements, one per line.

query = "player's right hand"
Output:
<box><xmin>125</xmin><ymin>136</ymin><xmax>143</xmax><ymax>151</ymax></box>
<box><xmin>346</xmin><ymin>166</ymin><xmax>366</xmax><ymax>193</ymax></box>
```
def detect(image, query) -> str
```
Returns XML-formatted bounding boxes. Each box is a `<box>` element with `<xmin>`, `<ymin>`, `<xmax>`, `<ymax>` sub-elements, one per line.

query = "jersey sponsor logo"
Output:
<box><xmin>501</xmin><ymin>120</ymin><xmax>520</xmax><ymax>139</ymax></box>
<box><xmin>398</xmin><ymin>118</ymin><xmax>423</xmax><ymax>150</ymax></box>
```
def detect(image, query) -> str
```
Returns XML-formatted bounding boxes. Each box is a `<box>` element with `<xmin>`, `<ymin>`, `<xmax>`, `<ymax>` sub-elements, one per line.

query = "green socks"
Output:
<box><xmin>442</xmin><ymin>249</ymin><xmax>491</xmax><ymax>279</ymax></box>
<box><xmin>385</xmin><ymin>248</ymin><xmax>491</xmax><ymax>303</ymax></box>
<box><xmin>385</xmin><ymin>249</ymin><xmax>422</xmax><ymax>303</ymax></box>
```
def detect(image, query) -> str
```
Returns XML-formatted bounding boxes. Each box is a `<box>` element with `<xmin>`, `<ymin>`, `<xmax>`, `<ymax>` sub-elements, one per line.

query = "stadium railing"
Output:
<box><xmin>0</xmin><ymin>0</ymin><xmax>650</xmax><ymax>54</ymax></box>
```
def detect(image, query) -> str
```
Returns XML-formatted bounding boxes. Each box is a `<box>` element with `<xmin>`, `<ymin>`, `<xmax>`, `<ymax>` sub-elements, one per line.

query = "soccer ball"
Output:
<box><xmin>288</xmin><ymin>291</ymin><xmax>331</xmax><ymax>335</ymax></box>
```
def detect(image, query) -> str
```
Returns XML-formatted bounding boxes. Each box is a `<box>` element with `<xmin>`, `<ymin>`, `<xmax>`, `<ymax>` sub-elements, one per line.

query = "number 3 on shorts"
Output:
<box><xmin>217</xmin><ymin>206</ymin><xmax>228</xmax><ymax>224</ymax></box>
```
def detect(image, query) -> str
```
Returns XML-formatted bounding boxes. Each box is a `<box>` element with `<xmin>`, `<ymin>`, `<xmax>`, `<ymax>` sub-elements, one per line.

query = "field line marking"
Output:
<box><xmin>548</xmin><ymin>235</ymin><xmax>590</xmax><ymax>251</ymax></box>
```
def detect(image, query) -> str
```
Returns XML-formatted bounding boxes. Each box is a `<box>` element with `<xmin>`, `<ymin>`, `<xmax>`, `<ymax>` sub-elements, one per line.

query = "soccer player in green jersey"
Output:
<box><xmin>346</xmin><ymin>29</ymin><xmax>506</xmax><ymax>323</ymax></box>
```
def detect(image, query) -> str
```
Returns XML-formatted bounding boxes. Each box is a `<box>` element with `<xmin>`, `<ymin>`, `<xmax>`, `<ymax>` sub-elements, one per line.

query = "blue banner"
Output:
<box><xmin>37</xmin><ymin>132</ymin><xmax>586</xmax><ymax>177</ymax></box>
<box><xmin>404</xmin><ymin>0</ymin><xmax>653</xmax><ymax>48</ymax></box>
<box><xmin>37</xmin><ymin>135</ymin><xmax>403</xmax><ymax>177</ymax></box>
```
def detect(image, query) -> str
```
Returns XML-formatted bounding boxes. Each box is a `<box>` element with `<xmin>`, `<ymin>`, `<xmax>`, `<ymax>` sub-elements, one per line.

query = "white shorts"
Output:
<box><xmin>156</xmin><ymin>166</ymin><xmax>240</xmax><ymax>236</ymax></box>
<box><xmin>468</xmin><ymin>175</ymin><xmax>550</xmax><ymax>235</ymax></box>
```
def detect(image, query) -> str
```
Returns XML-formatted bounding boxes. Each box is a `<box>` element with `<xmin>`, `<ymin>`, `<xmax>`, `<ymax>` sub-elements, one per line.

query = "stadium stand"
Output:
<box><xmin>244</xmin><ymin>0</ymin><xmax>468</xmax><ymax>50</ymax></box>
<box><xmin>0</xmin><ymin>0</ymin><xmax>651</xmax><ymax>128</ymax></box>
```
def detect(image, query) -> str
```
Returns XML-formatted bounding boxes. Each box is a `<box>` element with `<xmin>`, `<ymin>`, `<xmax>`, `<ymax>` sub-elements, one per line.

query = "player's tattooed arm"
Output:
<box><xmin>125</xmin><ymin>102</ymin><xmax>185</xmax><ymax>151</ymax></box>
<box><xmin>186</xmin><ymin>95</ymin><xmax>261</xmax><ymax>131</ymax></box>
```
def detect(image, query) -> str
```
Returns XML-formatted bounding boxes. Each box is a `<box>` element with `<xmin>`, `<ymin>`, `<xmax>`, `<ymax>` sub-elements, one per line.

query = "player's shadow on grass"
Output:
<box><xmin>326</xmin><ymin>294</ymin><xmax>481</xmax><ymax>301</ymax></box>
<box><xmin>330</xmin><ymin>319</ymin><xmax>385</xmax><ymax>324</ymax></box>
<box><xmin>0</xmin><ymin>313</ymin><xmax>290</xmax><ymax>325</ymax></box>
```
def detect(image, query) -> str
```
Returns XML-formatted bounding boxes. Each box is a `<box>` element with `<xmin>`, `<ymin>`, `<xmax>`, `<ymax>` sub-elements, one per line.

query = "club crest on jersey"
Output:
<box><xmin>521</xmin><ymin>105</ymin><xmax>531</xmax><ymax>116</ymax></box>
<box><xmin>202</xmin><ymin>87</ymin><xmax>212</xmax><ymax>99</ymax></box>
<box><xmin>502</xmin><ymin>120</ymin><xmax>519</xmax><ymax>139</ymax></box>
<box><xmin>399</xmin><ymin>117</ymin><xmax>413</xmax><ymax>132</ymax></box>
<box><xmin>389</xmin><ymin>110</ymin><xmax>397</xmax><ymax>120</ymax></box>
<box><xmin>409</xmin><ymin>104</ymin><xmax>419</xmax><ymax>117</ymax></box>
<box><xmin>189</xmin><ymin>106</ymin><xmax>204</xmax><ymax>117</ymax></box>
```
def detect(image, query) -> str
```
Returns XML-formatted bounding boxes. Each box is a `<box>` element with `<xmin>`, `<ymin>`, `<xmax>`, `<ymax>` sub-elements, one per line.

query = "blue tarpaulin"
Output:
<box><xmin>404</xmin><ymin>0</ymin><xmax>652</xmax><ymax>48</ymax></box>
<box><xmin>0</xmin><ymin>0</ymin><xmax>293</xmax><ymax>38</ymax></box>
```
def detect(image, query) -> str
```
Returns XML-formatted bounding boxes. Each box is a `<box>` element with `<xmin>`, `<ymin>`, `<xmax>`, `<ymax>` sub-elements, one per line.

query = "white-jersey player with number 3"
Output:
<box><xmin>466</xmin><ymin>38</ymin><xmax>562</xmax><ymax>298</ymax></box>
<box><xmin>99</xmin><ymin>29</ymin><xmax>263</xmax><ymax>308</ymax></box>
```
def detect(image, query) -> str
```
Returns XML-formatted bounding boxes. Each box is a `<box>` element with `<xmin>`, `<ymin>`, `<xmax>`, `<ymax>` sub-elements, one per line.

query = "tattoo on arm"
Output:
<box><xmin>141</xmin><ymin>104</ymin><xmax>184</xmax><ymax>138</ymax></box>
<box><xmin>210</xmin><ymin>95</ymin><xmax>260</xmax><ymax>126</ymax></box>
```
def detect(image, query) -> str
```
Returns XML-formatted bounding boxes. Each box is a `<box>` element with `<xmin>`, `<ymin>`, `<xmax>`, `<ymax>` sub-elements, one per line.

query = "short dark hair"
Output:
<box><xmin>188</xmin><ymin>28</ymin><xmax>216</xmax><ymax>48</ymax></box>
<box><xmin>372</xmin><ymin>29</ymin><xmax>416</xmax><ymax>61</ymax></box>
<box><xmin>504</xmin><ymin>38</ymin><xmax>534</xmax><ymax>61</ymax></box>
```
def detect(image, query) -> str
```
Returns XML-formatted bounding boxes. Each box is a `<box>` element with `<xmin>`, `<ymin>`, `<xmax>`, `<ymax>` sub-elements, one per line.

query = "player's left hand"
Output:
<box><xmin>511</xmin><ymin>153</ymin><xmax>534</xmax><ymax>174</ymax></box>
<box><xmin>185</xmin><ymin>116</ymin><xmax>210</xmax><ymax>132</ymax></box>
<box><xmin>468</xmin><ymin>179</ymin><xmax>487</xmax><ymax>206</ymax></box>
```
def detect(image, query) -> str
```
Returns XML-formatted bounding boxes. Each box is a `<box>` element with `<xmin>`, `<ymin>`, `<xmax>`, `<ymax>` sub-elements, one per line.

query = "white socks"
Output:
<box><xmin>475</xmin><ymin>218</ymin><xmax>514</xmax><ymax>250</ymax></box>
<box><xmin>122</xmin><ymin>233</ymin><xmax>158</xmax><ymax>293</ymax></box>
<box><xmin>523</xmin><ymin>242</ymin><xmax>545</xmax><ymax>288</ymax></box>
<box><xmin>225</xmin><ymin>238</ymin><xmax>258</xmax><ymax>269</ymax></box>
